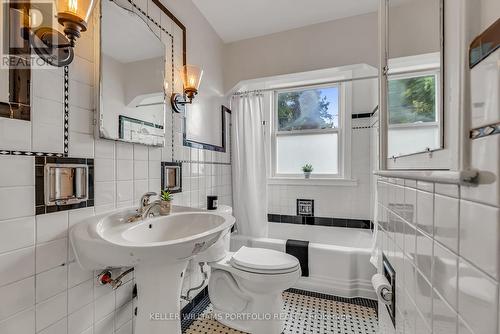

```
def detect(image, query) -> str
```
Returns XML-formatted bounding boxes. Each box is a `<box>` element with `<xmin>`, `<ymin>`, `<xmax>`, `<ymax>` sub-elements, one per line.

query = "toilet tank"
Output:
<box><xmin>196</xmin><ymin>206</ymin><xmax>233</xmax><ymax>263</ymax></box>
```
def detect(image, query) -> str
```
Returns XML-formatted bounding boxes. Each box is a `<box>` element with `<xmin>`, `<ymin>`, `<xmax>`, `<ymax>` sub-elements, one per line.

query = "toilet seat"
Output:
<box><xmin>230</xmin><ymin>246</ymin><xmax>300</xmax><ymax>274</ymax></box>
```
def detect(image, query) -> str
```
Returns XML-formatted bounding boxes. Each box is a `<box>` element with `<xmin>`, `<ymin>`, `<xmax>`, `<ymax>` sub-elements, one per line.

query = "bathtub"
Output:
<box><xmin>230</xmin><ymin>223</ymin><xmax>377</xmax><ymax>300</ymax></box>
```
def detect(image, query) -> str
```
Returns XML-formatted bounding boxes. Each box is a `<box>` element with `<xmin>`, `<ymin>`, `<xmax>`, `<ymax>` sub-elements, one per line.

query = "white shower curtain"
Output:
<box><xmin>231</xmin><ymin>93</ymin><xmax>268</xmax><ymax>238</ymax></box>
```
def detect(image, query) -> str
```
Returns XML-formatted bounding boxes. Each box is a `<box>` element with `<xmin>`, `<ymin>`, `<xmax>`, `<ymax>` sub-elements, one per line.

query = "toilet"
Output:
<box><xmin>199</xmin><ymin>205</ymin><xmax>301</xmax><ymax>334</ymax></box>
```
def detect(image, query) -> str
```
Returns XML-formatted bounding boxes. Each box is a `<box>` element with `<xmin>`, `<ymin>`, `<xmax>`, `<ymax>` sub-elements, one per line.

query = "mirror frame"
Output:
<box><xmin>97</xmin><ymin>0</ymin><xmax>187</xmax><ymax>147</ymax></box>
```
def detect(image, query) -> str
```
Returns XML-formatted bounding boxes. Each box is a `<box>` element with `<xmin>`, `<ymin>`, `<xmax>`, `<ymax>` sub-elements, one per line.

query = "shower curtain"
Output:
<box><xmin>231</xmin><ymin>93</ymin><xmax>268</xmax><ymax>238</ymax></box>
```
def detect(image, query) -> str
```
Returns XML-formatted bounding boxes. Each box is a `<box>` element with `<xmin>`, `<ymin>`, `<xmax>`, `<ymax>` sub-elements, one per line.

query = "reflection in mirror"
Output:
<box><xmin>99</xmin><ymin>0</ymin><xmax>166</xmax><ymax>146</ymax></box>
<box><xmin>387</xmin><ymin>0</ymin><xmax>442</xmax><ymax>158</ymax></box>
<box><xmin>0</xmin><ymin>2</ymin><xmax>31</xmax><ymax>121</ymax></box>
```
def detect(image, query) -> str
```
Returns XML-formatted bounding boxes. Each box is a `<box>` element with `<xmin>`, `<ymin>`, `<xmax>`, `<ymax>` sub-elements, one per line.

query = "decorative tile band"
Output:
<box><xmin>63</xmin><ymin>65</ymin><xmax>69</xmax><ymax>156</ymax></box>
<box><xmin>268</xmin><ymin>214</ymin><xmax>373</xmax><ymax>229</ymax></box>
<box><xmin>174</xmin><ymin>160</ymin><xmax>231</xmax><ymax>166</ymax></box>
<box><xmin>470</xmin><ymin>122</ymin><xmax>500</xmax><ymax>139</ymax></box>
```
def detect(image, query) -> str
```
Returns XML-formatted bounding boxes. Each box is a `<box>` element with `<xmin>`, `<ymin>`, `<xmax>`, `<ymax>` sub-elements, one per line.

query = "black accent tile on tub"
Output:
<box><xmin>332</xmin><ymin>218</ymin><xmax>348</xmax><ymax>227</ymax></box>
<box><xmin>347</xmin><ymin>219</ymin><xmax>372</xmax><ymax>229</ymax></box>
<box><xmin>302</xmin><ymin>216</ymin><xmax>315</xmax><ymax>225</ymax></box>
<box><xmin>313</xmin><ymin>217</ymin><xmax>332</xmax><ymax>226</ymax></box>
<box><xmin>268</xmin><ymin>214</ymin><xmax>281</xmax><ymax>223</ymax></box>
<box><xmin>46</xmin><ymin>157</ymin><xmax>87</xmax><ymax>164</ymax></box>
<box><xmin>281</xmin><ymin>215</ymin><xmax>302</xmax><ymax>224</ymax></box>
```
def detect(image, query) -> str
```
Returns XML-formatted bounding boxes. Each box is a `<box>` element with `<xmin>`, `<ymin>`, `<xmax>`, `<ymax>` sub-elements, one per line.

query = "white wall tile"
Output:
<box><xmin>95</xmin><ymin>140</ymin><xmax>115</xmax><ymax>159</ymax></box>
<box><xmin>0</xmin><ymin>187</ymin><xmax>35</xmax><ymax>220</ymax></box>
<box><xmin>68</xmin><ymin>279</ymin><xmax>93</xmax><ymax>314</ymax></box>
<box><xmin>0</xmin><ymin>156</ymin><xmax>34</xmax><ymax>187</ymax></box>
<box><xmin>95</xmin><ymin>159</ymin><xmax>115</xmax><ymax>182</ymax></box>
<box><xmin>70</xmin><ymin>105</ymin><xmax>94</xmax><ymax>135</ymax></box>
<box><xmin>458</xmin><ymin>259</ymin><xmax>499</xmax><ymax>334</ymax></box>
<box><xmin>459</xmin><ymin>200</ymin><xmax>500</xmax><ymax>279</ymax></box>
<box><xmin>0</xmin><ymin>118</ymin><xmax>31</xmax><ymax>152</ymax></box>
<box><xmin>38</xmin><ymin>317</ymin><xmax>68</xmax><ymax>334</ymax></box>
<box><xmin>0</xmin><ymin>308</ymin><xmax>35</xmax><ymax>334</ymax></box>
<box><xmin>36</xmin><ymin>211</ymin><xmax>69</xmax><ymax>243</ymax></box>
<box><xmin>36</xmin><ymin>291</ymin><xmax>67</xmax><ymax>332</ymax></box>
<box><xmin>133</xmin><ymin>160</ymin><xmax>148</xmax><ymax>180</ymax></box>
<box><xmin>434</xmin><ymin>194</ymin><xmax>459</xmax><ymax>253</ymax></box>
<box><xmin>0</xmin><ymin>216</ymin><xmax>35</xmax><ymax>254</ymax></box>
<box><xmin>0</xmin><ymin>246</ymin><xmax>35</xmax><ymax>286</ymax></box>
<box><xmin>36</xmin><ymin>239</ymin><xmax>68</xmax><ymax>274</ymax></box>
<box><xmin>116</xmin><ymin>160</ymin><xmax>134</xmax><ymax>181</ymax></box>
<box><xmin>0</xmin><ymin>276</ymin><xmax>34</xmax><ymax>321</ymax></box>
<box><xmin>116</xmin><ymin>142</ymin><xmax>133</xmax><ymax>160</ymax></box>
<box><xmin>68</xmin><ymin>303</ymin><xmax>93</xmax><ymax>334</ymax></box>
<box><xmin>95</xmin><ymin>182</ymin><xmax>115</xmax><ymax>206</ymax></box>
<box><xmin>116</xmin><ymin>181</ymin><xmax>133</xmax><ymax>203</ymax></box>
<box><xmin>69</xmin><ymin>132</ymin><xmax>95</xmax><ymax>158</ymax></box>
<box><xmin>416</xmin><ymin>190</ymin><xmax>434</xmax><ymax>235</ymax></box>
<box><xmin>36</xmin><ymin>266</ymin><xmax>68</xmax><ymax>303</ymax></box>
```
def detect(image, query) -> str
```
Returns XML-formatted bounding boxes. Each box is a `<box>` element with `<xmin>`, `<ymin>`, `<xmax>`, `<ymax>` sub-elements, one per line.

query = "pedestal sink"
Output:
<box><xmin>70</xmin><ymin>206</ymin><xmax>235</xmax><ymax>334</ymax></box>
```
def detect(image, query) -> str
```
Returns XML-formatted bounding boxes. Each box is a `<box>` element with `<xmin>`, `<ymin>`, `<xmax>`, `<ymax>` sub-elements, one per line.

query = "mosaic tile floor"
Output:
<box><xmin>183</xmin><ymin>289</ymin><xmax>378</xmax><ymax>334</ymax></box>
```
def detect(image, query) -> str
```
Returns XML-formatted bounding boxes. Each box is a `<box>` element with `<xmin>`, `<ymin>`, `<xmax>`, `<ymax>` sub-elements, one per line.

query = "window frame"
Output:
<box><xmin>270</xmin><ymin>82</ymin><xmax>351</xmax><ymax>180</ymax></box>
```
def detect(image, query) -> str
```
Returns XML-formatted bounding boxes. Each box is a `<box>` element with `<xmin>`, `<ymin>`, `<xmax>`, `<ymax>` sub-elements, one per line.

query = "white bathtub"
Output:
<box><xmin>230</xmin><ymin>223</ymin><xmax>377</xmax><ymax>300</ymax></box>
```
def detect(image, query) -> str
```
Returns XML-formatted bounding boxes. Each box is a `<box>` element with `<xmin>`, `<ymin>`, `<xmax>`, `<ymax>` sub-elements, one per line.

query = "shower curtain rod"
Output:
<box><xmin>231</xmin><ymin>75</ymin><xmax>379</xmax><ymax>96</ymax></box>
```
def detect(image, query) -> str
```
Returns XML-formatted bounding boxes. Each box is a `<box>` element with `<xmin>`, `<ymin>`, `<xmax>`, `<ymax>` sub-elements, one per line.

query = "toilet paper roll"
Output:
<box><xmin>371</xmin><ymin>273</ymin><xmax>392</xmax><ymax>305</ymax></box>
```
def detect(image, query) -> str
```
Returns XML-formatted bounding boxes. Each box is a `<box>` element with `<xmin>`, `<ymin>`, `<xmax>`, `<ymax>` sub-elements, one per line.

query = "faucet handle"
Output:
<box><xmin>139</xmin><ymin>192</ymin><xmax>157</xmax><ymax>209</ymax></box>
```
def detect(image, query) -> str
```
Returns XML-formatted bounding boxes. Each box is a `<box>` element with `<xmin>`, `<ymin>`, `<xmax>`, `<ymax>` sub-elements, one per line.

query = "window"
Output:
<box><xmin>387</xmin><ymin>71</ymin><xmax>440</xmax><ymax>158</ymax></box>
<box><xmin>273</xmin><ymin>85</ymin><xmax>345</xmax><ymax>177</ymax></box>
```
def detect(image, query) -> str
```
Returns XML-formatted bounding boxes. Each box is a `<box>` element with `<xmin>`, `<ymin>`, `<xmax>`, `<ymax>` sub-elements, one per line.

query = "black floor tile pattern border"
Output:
<box><xmin>182</xmin><ymin>289</ymin><xmax>378</xmax><ymax>334</ymax></box>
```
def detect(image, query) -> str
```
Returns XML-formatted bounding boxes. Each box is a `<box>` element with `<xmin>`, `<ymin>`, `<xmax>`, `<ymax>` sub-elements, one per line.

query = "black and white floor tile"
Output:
<box><xmin>183</xmin><ymin>289</ymin><xmax>378</xmax><ymax>334</ymax></box>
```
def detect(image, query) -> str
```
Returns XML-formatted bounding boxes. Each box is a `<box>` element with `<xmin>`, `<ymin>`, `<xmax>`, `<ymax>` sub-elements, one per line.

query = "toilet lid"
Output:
<box><xmin>230</xmin><ymin>246</ymin><xmax>300</xmax><ymax>273</ymax></box>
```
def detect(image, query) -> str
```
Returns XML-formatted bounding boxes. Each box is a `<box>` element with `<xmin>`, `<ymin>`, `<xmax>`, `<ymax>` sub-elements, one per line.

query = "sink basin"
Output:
<box><xmin>70</xmin><ymin>205</ymin><xmax>235</xmax><ymax>334</ymax></box>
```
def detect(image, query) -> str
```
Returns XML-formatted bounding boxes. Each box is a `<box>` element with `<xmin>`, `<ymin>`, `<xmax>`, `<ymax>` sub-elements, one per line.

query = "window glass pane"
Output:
<box><xmin>388</xmin><ymin>75</ymin><xmax>436</xmax><ymax>124</ymax></box>
<box><xmin>276</xmin><ymin>133</ymin><xmax>338</xmax><ymax>174</ymax></box>
<box><xmin>277</xmin><ymin>86</ymin><xmax>339</xmax><ymax>131</ymax></box>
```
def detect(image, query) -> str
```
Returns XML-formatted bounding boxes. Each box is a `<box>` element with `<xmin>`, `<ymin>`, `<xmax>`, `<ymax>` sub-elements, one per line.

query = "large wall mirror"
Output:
<box><xmin>98</xmin><ymin>0</ymin><xmax>180</xmax><ymax>147</ymax></box>
<box><xmin>385</xmin><ymin>0</ymin><xmax>443</xmax><ymax>160</ymax></box>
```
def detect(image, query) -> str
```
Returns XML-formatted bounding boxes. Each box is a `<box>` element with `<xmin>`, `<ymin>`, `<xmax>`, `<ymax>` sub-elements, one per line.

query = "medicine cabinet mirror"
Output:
<box><xmin>381</xmin><ymin>0</ymin><xmax>444</xmax><ymax>167</ymax></box>
<box><xmin>98</xmin><ymin>0</ymin><xmax>172</xmax><ymax>147</ymax></box>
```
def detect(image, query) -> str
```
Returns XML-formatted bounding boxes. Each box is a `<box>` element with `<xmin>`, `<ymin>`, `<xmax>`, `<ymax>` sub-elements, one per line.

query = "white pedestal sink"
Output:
<box><xmin>70</xmin><ymin>206</ymin><xmax>235</xmax><ymax>334</ymax></box>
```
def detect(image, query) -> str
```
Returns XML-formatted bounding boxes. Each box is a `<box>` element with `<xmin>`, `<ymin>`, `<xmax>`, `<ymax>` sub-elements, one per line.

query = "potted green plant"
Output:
<box><xmin>302</xmin><ymin>163</ymin><xmax>313</xmax><ymax>179</ymax></box>
<box><xmin>160</xmin><ymin>190</ymin><xmax>173</xmax><ymax>215</ymax></box>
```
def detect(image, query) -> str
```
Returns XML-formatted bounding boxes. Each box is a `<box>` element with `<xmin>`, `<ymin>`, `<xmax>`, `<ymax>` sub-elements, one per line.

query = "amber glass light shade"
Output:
<box><xmin>181</xmin><ymin>65</ymin><xmax>203</xmax><ymax>99</ymax></box>
<box><xmin>56</xmin><ymin>0</ymin><xmax>95</xmax><ymax>25</ymax></box>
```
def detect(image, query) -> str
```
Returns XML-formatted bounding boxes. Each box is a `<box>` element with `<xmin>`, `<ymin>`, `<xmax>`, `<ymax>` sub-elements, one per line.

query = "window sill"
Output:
<box><xmin>268</xmin><ymin>177</ymin><xmax>358</xmax><ymax>187</ymax></box>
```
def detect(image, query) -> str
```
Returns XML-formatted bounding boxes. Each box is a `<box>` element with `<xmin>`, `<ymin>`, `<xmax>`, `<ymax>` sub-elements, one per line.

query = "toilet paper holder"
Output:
<box><xmin>382</xmin><ymin>254</ymin><xmax>396</xmax><ymax>327</ymax></box>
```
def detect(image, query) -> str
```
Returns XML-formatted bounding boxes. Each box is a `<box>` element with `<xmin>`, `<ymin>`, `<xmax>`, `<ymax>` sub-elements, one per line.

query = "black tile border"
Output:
<box><xmin>35</xmin><ymin>156</ymin><xmax>94</xmax><ymax>215</ymax></box>
<box><xmin>268</xmin><ymin>214</ymin><xmax>373</xmax><ymax>230</ymax></box>
<box><xmin>286</xmin><ymin>288</ymin><xmax>378</xmax><ymax>312</ymax></box>
<box><xmin>180</xmin><ymin>287</ymin><xmax>210</xmax><ymax>332</ymax></box>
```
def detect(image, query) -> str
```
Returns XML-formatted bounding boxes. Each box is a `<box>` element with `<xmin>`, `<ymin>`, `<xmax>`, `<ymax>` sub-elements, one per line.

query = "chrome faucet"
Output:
<box><xmin>128</xmin><ymin>192</ymin><xmax>160</xmax><ymax>222</ymax></box>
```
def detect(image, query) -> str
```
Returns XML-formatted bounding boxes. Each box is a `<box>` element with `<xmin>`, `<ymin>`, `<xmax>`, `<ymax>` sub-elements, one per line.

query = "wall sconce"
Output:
<box><xmin>28</xmin><ymin>0</ymin><xmax>96</xmax><ymax>67</ymax></box>
<box><xmin>171</xmin><ymin>65</ymin><xmax>203</xmax><ymax>113</ymax></box>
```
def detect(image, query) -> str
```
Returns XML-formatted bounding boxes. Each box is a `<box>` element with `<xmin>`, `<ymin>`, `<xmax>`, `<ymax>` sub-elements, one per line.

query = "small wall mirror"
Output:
<box><xmin>184</xmin><ymin>105</ymin><xmax>231</xmax><ymax>152</ymax></box>
<box><xmin>99</xmin><ymin>0</ymin><xmax>167</xmax><ymax>146</ymax></box>
<box><xmin>386</xmin><ymin>0</ymin><xmax>443</xmax><ymax>159</ymax></box>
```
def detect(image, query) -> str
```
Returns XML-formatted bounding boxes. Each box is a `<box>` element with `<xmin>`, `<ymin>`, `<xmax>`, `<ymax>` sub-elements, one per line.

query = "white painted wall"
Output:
<box><xmin>223</xmin><ymin>12</ymin><xmax>378</xmax><ymax>91</ymax></box>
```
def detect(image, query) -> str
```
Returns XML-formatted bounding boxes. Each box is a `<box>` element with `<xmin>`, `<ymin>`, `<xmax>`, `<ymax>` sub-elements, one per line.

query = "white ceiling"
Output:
<box><xmin>192</xmin><ymin>0</ymin><xmax>379</xmax><ymax>43</ymax></box>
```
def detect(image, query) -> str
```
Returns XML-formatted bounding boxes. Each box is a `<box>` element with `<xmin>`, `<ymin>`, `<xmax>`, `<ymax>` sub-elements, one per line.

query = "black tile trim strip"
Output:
<box><xmin>470</xmin><ymin>122</ymin><xmax>500</xmax><ymax>139</ymax></box>
<box><xmin>63</xmin><ymin>65</ymin><xmax>69</xmax><ymax>156</ymax></box>
<box><xmin>268</xmin><ymin>214</ymin><xmax>373</xmax><ymax>229</ymax></box>
<box><xmin>180</xmin><ymin>287</ymin><xmax>210</xmax><ymax>332</ymax></box>
<box><xmin>286</xmin><ymin>288</ymin><xmax>378</xmax><ymax>312</ymax></box>
<box><xmin>35</xmin><ymin>157</ymin><xmax>94</xmax><ymax>215</ymax></box>
<box><xmin>174</xmin><ymin>160</ymin><xmax>231</xmax><ymax>166</ymax></box>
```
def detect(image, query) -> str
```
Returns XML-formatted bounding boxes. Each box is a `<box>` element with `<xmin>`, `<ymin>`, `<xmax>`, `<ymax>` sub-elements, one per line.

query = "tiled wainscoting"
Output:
<box><xmin>376</xmin><ymin>177</ymin><xmax>500</xmax><ymax>334</ymax></box>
